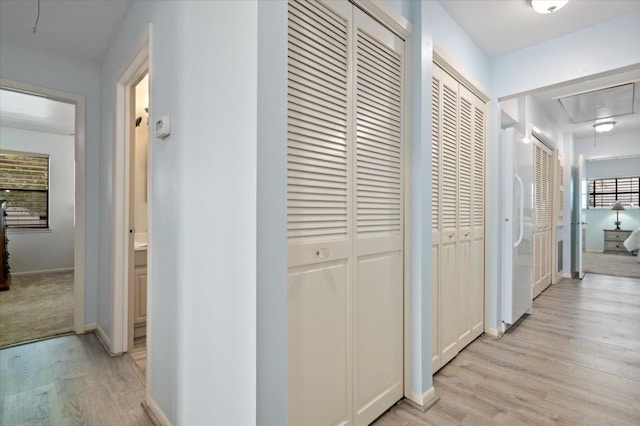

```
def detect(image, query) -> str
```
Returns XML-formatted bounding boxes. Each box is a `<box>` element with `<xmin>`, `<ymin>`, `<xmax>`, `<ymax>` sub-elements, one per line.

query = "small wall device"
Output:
<box><xmin>154</xmin><ymin>115</ymin><xmax>171</xmax><ymax>138</ymax></box>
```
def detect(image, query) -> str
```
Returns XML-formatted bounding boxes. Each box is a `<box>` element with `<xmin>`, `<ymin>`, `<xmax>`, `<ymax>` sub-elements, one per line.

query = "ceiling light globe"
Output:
<box><xmin>530</xmin><ymin>0</ymin><xmax>569</xmax><ymax>14</ymax></box>
<box><xmin>593</xmin><ymin>121</ymin><xmax>616</xmax><ymax>133</ymax></box>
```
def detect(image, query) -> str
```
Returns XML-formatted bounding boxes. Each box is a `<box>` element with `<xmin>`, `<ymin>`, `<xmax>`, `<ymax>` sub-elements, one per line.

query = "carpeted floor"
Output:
<box><xmin>0</xmin><ymin>271</ymin><xmax>74</xmax><ymax>348</ymax></box>
<box><xmin>583</xmin><ymin>251</ymin><xmax>640</xmax><ymax>279</ymax></box>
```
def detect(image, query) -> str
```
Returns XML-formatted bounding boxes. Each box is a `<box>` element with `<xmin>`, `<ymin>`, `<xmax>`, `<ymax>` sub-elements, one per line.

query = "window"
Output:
<box><xmin>588</xmin><ymin>176</ymin><xmax>640</xmax><ymax>208</ymax></box>
<box><xmin>0</xmin><ymin>151</ymin><xmax>50</xmax><ymax>229</ymax></box>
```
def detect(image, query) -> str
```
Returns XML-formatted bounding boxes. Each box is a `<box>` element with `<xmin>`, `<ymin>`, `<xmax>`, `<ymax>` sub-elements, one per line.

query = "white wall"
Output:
<box><xmin>575</xmin><ymin>131</ymin><xmax>640</xmax><ymax>160</ymax></box>
<box><xmin>1</xmin><ymin>126</ymin><xmax>74</xmax><ymax>273</ymax></box>
<box><xmin>586</xmin><ymin>156</ymin><xmax>640</xmax><ymax>179</ymax></box>
<box><xmin>0</xmin><ymin>37</ymin><xmax>101</xmax><ymax>326</ymax></box>
<box><xmin>100</xmin><ymin>1</ymin><xmax>257</xmax><ymax>423</ymax></box>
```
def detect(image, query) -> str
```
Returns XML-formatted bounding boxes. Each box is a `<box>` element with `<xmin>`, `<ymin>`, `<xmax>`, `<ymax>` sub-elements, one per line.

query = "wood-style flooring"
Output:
<box><xmin>2</xmin><ymin>274</ymin><xmax>638</xmax><ymax>425</ymax></box>
<box><xmin>375</xmin><ymin>274</ymin><xmax>640</xmax><ymax>425</ymax></box>
<box><xmin>0</xmin><ymin>333</ymin><xmax>153</xmax><ymax>425</ymax></box>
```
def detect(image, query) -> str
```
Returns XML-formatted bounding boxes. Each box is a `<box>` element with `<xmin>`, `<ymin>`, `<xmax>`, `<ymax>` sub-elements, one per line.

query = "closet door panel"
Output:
<box><xmin>431</xmin><ymin>66</ymin><xmax>442</xmax><ymax>371</ymax></box>
<box><xmin>353</xmin><ymin>9</ymin><xmax>404</xmax><ymax>425</ymax></box>
<box><xmin>439</xmin><ymin>241</ymin><xmax>459</xmax><ymax>366</ymax></box>
<box><xmin>288</xmin><ymin>262</ymin><xmax>351</xmax><ymax>426</ymax></box>
<box><xmin>287</xmin><ymin>1</ymin><xmax>353</xmax><ymax>424</ymax></box>
<box><xmin>470</xmin><ymin>93</ymin><xmax>485</xmax><ymax>337</ymax></box>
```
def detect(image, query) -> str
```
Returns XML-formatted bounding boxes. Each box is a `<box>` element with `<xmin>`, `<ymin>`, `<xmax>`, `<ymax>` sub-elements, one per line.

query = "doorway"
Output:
<box><xmin>127</xmin><ymin>73</ymin><xmax>149</xmax><ymax>375</ymax></box>
<box><xmin>0</xmin><ymin>80</ymin><xmax>86</xmax><ymax>346</ymax></box>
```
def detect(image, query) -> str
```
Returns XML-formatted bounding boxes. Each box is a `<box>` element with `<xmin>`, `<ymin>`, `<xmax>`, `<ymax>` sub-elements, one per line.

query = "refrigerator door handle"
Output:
<box><xmin>514</xmin><ymin>174</ymin><xmax>524</xmax><ymax>248</ymax></box>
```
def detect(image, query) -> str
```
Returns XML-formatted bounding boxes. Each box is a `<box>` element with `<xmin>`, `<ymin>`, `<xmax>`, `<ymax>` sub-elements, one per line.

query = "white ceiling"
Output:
<box><xmin>0</xmin><ymin>0</ymin><xmax>131</xmax><ymax>62</ymax></box>
<box><xmin>0</xmin><ymin>0</ymin><xmax>638</xmax><ymax>140</ymax></box>
<box><xmin>438</xmin><ymin>0</ymin><xmax>640</xmax><ymax>58</ymax></box>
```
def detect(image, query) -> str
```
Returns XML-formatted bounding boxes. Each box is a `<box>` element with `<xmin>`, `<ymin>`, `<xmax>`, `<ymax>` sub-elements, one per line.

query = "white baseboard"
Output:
<box><xmin>143</xmin><ymin>395</ymin><xmax>172</xmax><ymax>425</ymax></box>
<box><xmin>485</xmin><ymin>327</ymin><xmax>503</xmax><ymax>338</ymax></box>
<box><xmin>405</xmin><ymin>387</ymin><xmax>437</xmax><ymax>409</ymax></box>
<box><xmin>562</xmin><ymin>272</ymin><xmax>572</xmax><ymax>279</ymax></box>
<box><xmin>94</xmin><ymin>324</ymin><xmax>122</xmax><ymax>357</ymax></box>
<box><xmin>585</xmin><ymin>249</ymin><xmax>603</xmax><ymax>253</ymax></box>
<box><xmin>83</xmin><ymin>323</ymin><xmax>97</xmax><ymax>332</ymax></box>
<box><xmin>10</xmin><ymin>267</ymin><xmax>74</xmax><ymax>276</ymax></box>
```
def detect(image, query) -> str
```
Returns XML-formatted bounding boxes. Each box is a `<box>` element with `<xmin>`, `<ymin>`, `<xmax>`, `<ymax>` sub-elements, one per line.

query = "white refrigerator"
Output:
<box><xmin>502</xmin><ymin>127</ymin><xmax>533</xmax><ymax>325</ymax></box>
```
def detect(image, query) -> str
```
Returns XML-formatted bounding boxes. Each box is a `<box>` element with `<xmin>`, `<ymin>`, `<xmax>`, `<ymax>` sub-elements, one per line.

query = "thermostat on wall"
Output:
<box><xmin>154</xmin><ymin>115</ymin><xmax>171</xmax><ymax>138</ymax></box>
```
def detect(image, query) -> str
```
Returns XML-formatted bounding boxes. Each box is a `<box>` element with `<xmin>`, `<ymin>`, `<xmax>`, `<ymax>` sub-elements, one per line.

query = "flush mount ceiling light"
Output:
<box><xmin>529</xmin><ymin>0</ymin><xmax>569</xmax><ymax>14</ymax></box>
<box><xmin>593</xmin><ymin>121</ymin><xmax>616</xmax><ymax>133</ymax></box>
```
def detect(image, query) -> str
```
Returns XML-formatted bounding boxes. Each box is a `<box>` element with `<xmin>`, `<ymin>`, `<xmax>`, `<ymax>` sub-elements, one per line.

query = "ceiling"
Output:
<box><xmin>438</xmin><ymin>0</ymin><xmax>640</xmax><ymax>58</ymax></box>
<box><xmin>0</xmin><ymin>0</ymin><xmax>131</xmax><ymax>62</ymax></box>
<box><xmin>0</xmin><ymin>0</ymin><xmax>638</xmax><ymax>140</ymax></box>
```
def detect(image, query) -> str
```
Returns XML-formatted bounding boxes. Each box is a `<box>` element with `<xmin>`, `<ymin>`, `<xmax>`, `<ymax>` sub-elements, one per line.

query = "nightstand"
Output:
<box><xmin>603</xmin><ymin>229</ymin><xmax>632</xmax><ymax>253</ymax></box>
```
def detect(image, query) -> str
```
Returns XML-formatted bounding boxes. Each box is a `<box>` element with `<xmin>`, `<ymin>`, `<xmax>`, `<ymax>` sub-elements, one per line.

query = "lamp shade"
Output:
<box><xmin>611</xmin><ymin>201</ymin><xmax>625</xmax><ymax>211</ymax></box>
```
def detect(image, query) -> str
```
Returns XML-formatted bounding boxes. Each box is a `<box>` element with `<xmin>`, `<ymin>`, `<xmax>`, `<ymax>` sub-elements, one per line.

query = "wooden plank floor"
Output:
<box><xmin>0</xmin><ymin>333</ymin><xmax>153</xmax><ymax>425</ymax></box>
<box><xmin>375</xmin><ymin>274</ymin><xmax>640</xmax><ymax>425</ymax></box>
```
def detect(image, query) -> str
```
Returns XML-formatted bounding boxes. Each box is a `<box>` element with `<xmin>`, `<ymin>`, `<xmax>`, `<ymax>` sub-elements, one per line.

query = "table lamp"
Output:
<box><xmin>611</xmin><ymin>201</ymin><xmax>625</xmax><ymax>230</ymax></box>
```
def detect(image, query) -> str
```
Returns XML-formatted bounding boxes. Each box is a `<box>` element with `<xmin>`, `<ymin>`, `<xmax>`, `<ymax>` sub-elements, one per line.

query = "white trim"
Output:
<box><xmin>405</xmin><ymin>387</ymin><xmax>437</xmax><ymax>407</ymax></box>
<box><xmin>0</xmin><ymin>78</ymin><xmax>86</xmax><ymax>335</ymax></box>
<box><xmin>352</xmin><ymin>0</ymin><xmax>412</xmax><ymax>39</ymax></box>
<box><xmin>94</xmin><ymin>325</ymin><xmax>120</xmax><ymax>356</ymax></box>
<box><xmin>9</xmin><ymin>267</ymin><xmax>74</xmax><ymax>276</ymax></box>
<box><xmin>433</xmin><ymin>50</ymin><xmax>490</xmax><ymax>103</ymax></box>
<box><xmin>562</xmin><ymin>272</ymin><xmax>573</xmax><ymax>279</ymax></box>
<box><xmin>113</xmin><ymin>28</ymin><xmax>150</xmax><ymax>355</ymax></box>
<box><xmin>144</xmin><ymin>395</ymin><xmax>171</xmax><ymax>426</ymax></box>
<box><xmin>485</xmin><ymin>327</ymin><xmax>504</xmax><ymax>338</ymax></box>
<box><xmin>83</xmin><ymin>323</ymin><xmax>97</xmax><ymax>332</ymax></box>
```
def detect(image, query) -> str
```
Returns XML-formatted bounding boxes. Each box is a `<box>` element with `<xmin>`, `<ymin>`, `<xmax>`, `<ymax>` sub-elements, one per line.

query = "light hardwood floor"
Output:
<box><xmin>375</xmin><ymin>274</ymin><xmax>640</xmax><ymax>425</ymax></box>
<box><xmin>2</xmin><ymin>274</ymin><xmax>638</xmax><ymax>425</ymax></box>
<box><xmin>0</xmin><ymin>333</ymin><xmax>153</xmax><ymax>425</ymax></box>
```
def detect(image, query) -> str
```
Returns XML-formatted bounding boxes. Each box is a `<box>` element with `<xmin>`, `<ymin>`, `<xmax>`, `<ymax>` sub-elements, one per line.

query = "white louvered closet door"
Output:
<box><xmin>532</xmin><ymin>139</ymin><xmax>552</xmax><ymax>298</ymax></box>
<box><xmin>432</xmin><ymin>64</ymin><xmax>486</xmax><ymax>373</ymax></box>
<box><xmin>287</xmin><ymin>1</ymin><xmax>404</xmax><ymax>425</ymax></box>
<box><xmin>353</xmin><ymin>9</ymin><xmax>404</xmax><ymax>426</ymax></box>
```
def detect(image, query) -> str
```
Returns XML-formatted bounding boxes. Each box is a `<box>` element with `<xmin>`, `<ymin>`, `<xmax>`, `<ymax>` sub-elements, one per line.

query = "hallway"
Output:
<box><xmin>376</xmin><ymin>274</ymin><xmax>640</xmax><ymax>425</ymax></box>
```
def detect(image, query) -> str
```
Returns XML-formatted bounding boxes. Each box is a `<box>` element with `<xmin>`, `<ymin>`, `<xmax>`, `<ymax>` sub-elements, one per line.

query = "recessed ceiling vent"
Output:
<box><xmin>558</xmin><ymin>83</ymin><xmax>635</xmax><ymax>123</ymax></box>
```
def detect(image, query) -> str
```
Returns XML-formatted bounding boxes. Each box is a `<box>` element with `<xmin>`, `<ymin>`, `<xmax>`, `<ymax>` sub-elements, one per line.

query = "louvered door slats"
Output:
<box><xmin>356</xmin><ymin>28</ymin><xmax>402</xmax><ymax>237</ymax></box>
<box><xmin>472</xmin><ymin>106</ymin><xmax>484</xmax><ymax>228</ymax></box>
<box><xmin>458</xmin><ymin>97</ymin><xmax>473</xmax><ymax>230</ymax></box>
<box><xmin>432</xmin><ymin>72</ymin><xmax>441</xmax><ymax>232</ymax></box>
<box><xmin>441</xmin><ymin>81</ymin><xmax>458</xmax><ymax>231</ymax></box>
<box><xmin>287</xmin><ymin>0</ymin><xmax>348</xmax><ymax>241</ymax></box>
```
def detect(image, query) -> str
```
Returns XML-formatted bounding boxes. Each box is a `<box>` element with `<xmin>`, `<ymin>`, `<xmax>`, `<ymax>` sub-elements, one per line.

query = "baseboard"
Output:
<box><xmin>405</xmin><ymin>387</ymin><xmax>438</xmax><ymax>411</ymax></box>
<box><xmin>561</xmin><ymin>272</ymin><xmax>572</xmax><ymax>279</ymax></box>
<box><xmin>143</xmin><ymin>395</ymin><xmax>172</xmax><ymax>425</ymax></box>
<box><xmin>485</xmin><ymin>327</ymin><xmax>503</xmax><ymax>338</ymax></box>
<box><xmin>10</xmin><ymin>267</ymin><xmax>74</xmax><ymax>277</ymax></box>
<box><xmin>585</xmin><ymin>249</ymin><xmax>603</xmax><ymax>253</ymax></box>
<box><xmin>84</xmin><ymin>323</ymin><xmax>97</xmax><ymax>332</ymax></box>
<box><xmin>94</xmin><ymin>324</ymin><xmax>122</xmax><ymax>357</ymax></box>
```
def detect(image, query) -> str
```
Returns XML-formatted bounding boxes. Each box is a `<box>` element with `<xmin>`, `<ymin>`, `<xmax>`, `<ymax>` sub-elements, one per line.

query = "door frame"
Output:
<box><xmin>0</xmin><ymin>78</ymin><xmax>86</xmax><ymax>334</ymax></box>
<box><xmin>112</xmin><ymin>27</ymin><xmax>151</xmax><ymax>356</ymax></box>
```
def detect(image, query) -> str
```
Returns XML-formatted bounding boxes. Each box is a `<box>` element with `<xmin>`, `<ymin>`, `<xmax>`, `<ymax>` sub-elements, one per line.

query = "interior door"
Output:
<box><xmin>287</xmin><ymin>2</ymin><xmax>404</xmax><ymax>425</ymax></box>
<box><xmin>353</xmin><ymin>8</ymin><xmax>404</xmax><ymax>425</ymax></box>
<box><xmin>576</xmin><ymin>154</ymin><xmax>586</xmax><ymax>278</ymax></box>
<box><xmin>532</xmin><ymin>139</ymin><xmax>552</xmax><ymax>298</ymax></box>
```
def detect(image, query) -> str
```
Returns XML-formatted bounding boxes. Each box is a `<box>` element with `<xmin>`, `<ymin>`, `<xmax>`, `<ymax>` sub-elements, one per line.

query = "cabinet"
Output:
<box><xmin>133</xmin><ymin>250</ymin><xmax>147</xmax><ymax>338</ymax></box>
<box><xmin>603</xmin><ymin>229</ymin><xmax>631</xmax><ymax>253</ymax></box>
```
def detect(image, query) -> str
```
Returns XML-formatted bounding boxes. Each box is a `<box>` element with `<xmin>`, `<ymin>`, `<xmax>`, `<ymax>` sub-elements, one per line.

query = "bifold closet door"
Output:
<box><xmin>287</xmin><ymin>1</ymin><xmax>404</xmax><ymax>425</ymax></box>
<box><xmin>431</xmin><ymin>64</ymin><xmax>485</xmax><ymax>373</ymax></box>
<box><xmin>532</xmin><ymin>139</ymin><xmax>552</xmax><ymax>298</ymax></box>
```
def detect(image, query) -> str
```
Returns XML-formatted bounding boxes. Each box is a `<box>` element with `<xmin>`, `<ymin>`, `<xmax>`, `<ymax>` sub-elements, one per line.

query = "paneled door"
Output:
<box><xmin>533</xmin><ymin>139</ymin><xmax>553</xmax><ymax>297</ymax></box>
<box><xmin>287</xmin><ymin>1</ymin><xmax>405</xmax><ymax>425</ymax></box>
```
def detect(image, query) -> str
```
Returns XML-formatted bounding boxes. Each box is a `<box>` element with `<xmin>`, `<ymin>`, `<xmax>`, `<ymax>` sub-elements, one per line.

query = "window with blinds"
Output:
<box><xmin>0</xmin><ymin>152</ymin><xmax>50</xmax><ymax>229</ymax></box>
<box><xmin>588</xmin><ymin>176</ymin><xmax>640</xmax><ymax>208</ymax></box>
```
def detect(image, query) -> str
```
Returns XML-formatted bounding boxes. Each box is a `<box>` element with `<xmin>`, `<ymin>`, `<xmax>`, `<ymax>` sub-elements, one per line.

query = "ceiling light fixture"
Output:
<box><xmin>593</xmin><ymin>121</ymin><xmax>616</xmax><ymax>133</ymax></box>
<box><xmin>529</xmin><ymin>0</ymin><xmax>569</xmax><ymax>14</ymax></box>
